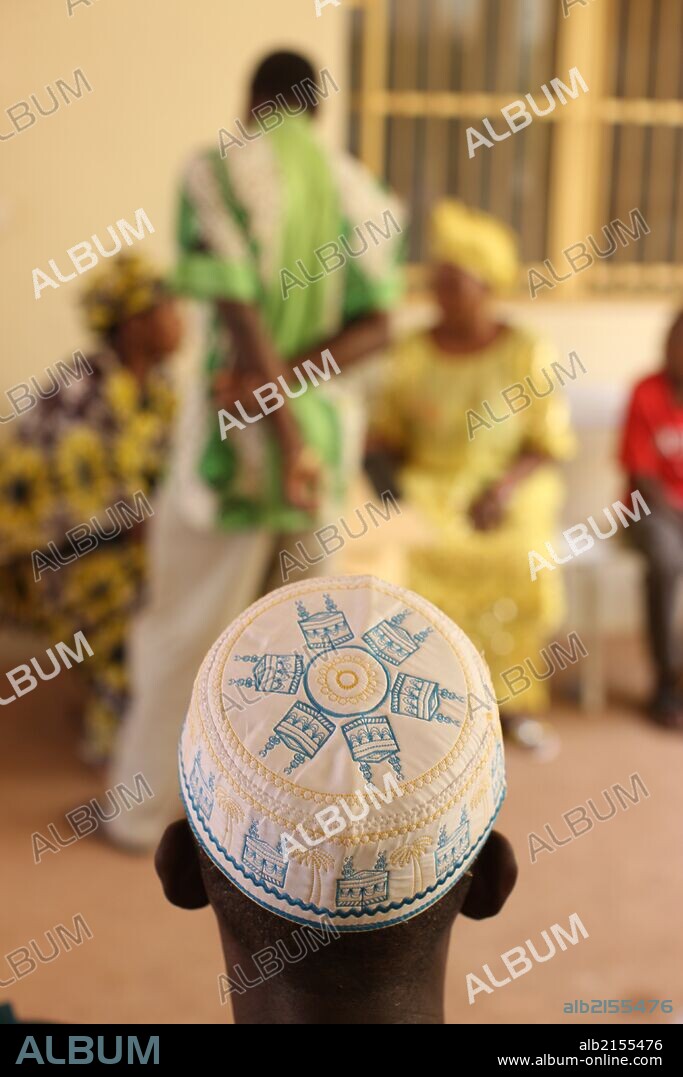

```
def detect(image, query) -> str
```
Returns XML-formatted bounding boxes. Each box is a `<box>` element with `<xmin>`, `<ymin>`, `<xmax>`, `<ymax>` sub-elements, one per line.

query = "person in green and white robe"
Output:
<box><xmin>106</xmin><ymin>51</ymin><xmax>405</xmax><ymax>848</ymax></box>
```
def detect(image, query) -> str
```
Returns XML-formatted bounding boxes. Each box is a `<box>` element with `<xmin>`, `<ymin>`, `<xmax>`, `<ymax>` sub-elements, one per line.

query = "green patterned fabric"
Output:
<box><xmin>175</xmin><ymin>114</ymin><xmax>403</xmax><ymax>530</ymax></box>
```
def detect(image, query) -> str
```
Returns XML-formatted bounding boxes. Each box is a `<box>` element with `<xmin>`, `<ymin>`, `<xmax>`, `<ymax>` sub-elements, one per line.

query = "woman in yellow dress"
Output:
<box><xmin>0</xmin><ymin>255</ymin><xmax>181</xmax><ymax>763</ymax></box>
<box><xmin>373</xmin><ymin>202</ymin><xmax>575</xmax><ymax>756</ymax></box>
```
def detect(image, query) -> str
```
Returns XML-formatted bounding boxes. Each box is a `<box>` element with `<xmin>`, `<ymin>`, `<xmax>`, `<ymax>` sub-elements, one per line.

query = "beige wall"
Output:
<box><xmin>0</xmin><ymin>0</ymin><xmax>347</xmax><ymax>387</ymax></box>
<box><xmin>2</xmin><ymin>0</ymin><xmax>676</xmax><ymax>403</ymax></box>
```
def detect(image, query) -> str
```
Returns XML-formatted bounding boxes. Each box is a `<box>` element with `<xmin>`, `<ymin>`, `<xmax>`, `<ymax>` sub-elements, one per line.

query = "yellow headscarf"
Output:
<box><xmin>430</xmin><ymin>200</ymin><xmax>519</xmax><ymax>292</ymax></box>
<box><xmin>80</xmin><ymin>254</ymin><xmax>170</xmax><ymax>337</ymax></box>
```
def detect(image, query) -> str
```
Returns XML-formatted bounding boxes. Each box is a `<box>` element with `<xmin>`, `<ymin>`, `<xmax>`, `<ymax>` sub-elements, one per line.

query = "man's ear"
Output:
<box><xmin>155</xmin><ymin>819</ymin><xmax>209</xmax><ymax>910</ymax></box>
<box><xmin>461</xmin><ymin>830</ymin><xmax>517</xmax><ymax>920</ymax></box>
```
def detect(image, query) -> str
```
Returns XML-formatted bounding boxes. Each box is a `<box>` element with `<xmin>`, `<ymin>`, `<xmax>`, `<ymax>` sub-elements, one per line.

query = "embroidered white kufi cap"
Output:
<box><xmin>179</xmin><ymin>575</ymin><xmax>506</xmax><ymax>931</ymax></box>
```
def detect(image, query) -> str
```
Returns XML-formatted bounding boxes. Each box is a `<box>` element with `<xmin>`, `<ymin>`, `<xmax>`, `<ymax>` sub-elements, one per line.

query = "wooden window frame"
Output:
<box><xmin>347</xmin><ymin>0</ymin><xmax>683</xmax><ymax>298</ymax></box>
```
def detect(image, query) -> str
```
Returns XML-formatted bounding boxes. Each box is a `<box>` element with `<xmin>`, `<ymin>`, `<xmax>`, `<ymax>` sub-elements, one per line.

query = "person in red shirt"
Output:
<box><xmin>620</xmin><ymin>311</ymin><xmax>683</xmax><ymax>728</ymax></box>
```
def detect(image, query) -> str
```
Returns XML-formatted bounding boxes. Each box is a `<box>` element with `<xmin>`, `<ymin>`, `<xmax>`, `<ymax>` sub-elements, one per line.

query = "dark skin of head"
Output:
<box><xmin>247</xmin><ymin>50</ymin><xmax>320</xmax><ymax>122</ymax></box>
<box><xmin>109</xmin><ymin>298</ymin><xmax>183</xmax><ymax>386</ymax></box>
<box><xmin>156</xmin><ymin>818</ymin><xmax>517</xmax><ymax>1024</ymax></box>
<box><xmin>430</xmin><ymin>262</ymin><xmax>503</xmax><ymax>349</ymax></box>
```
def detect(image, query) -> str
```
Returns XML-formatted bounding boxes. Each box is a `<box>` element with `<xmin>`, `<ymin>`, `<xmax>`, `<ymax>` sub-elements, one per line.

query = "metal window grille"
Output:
<box><xmin>346</xmin><ymin>0</ymin><xmax>683</xmax><ymax>296</ymax></box>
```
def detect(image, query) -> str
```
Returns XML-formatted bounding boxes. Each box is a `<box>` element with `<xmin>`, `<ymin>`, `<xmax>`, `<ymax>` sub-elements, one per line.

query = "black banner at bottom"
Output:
<box><xmin>0</xmin><ymin>1021</ymin><xmax>679</xmax><ymax>1068</ymax></box>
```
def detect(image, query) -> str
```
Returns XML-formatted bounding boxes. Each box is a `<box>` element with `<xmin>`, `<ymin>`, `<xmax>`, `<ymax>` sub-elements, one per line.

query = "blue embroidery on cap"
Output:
<box><xmin>242</xmin><ymin>820</ymin><xmax>289</xmax><ymax>890</ymax></box>
<box><xmin>179</xmin><ymin>750</ymin><xmax>507</xmax><ymax>929</ymax></box>
<box><xmin>362</xmin><ymin>608</ymin><xmax>433</xmax><ymax>667</ymax></box>
<box><xmin>336</xmin><ymin>851</ymin><xmax>390</xmax><ymax>908</ymax></box>
<box><xmin>189</xmin><ymin>750</ymin><xmax>215</xmax><ymax>824</ymax></box>
<box><xmin>391</xmin><ymin>672</ymin><xmax>440</xmax><ymax>721</ymax></box>
<box><xmin>342</xmin><ymin>714</ymin><xmax>404</xmax><ymax>783</ymax></box>
<box><xmin>229</xmin><ymin>652</ymin><xmax>304</xmax><ymax>695</ymax></box>
<box><xmin>259</xmin><ymin>700</ymin><xmax>336</xmax><ymax>774</ymax></box>
<box><xmin>296</xmin><ymin>594</ymin><xmax>354</xmax><ymax>651</ymax></box>
<box><xmin>390</xmin><ymin>674</ymin><xmax>464</xmax><ymax>726</ymax></box>
<box><xmin>234</xmin><ymin>593</ymin><xmax>465</xmax><ymax>781</ymax></box>
<box><xmin>433</xmin><ymin>686</ymin><xmax>467</xmax><ymax>725</ymax></box>
<box><xmin>434</xmin><ymin>806</ymin><xmax>470</xmax><ymax>882</ymax></box>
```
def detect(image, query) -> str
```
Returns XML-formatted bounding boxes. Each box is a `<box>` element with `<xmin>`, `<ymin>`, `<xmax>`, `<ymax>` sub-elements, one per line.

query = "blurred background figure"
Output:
<box><xmin>371</xmin><ymin>202</ymin><xmax>575</xmax><ymax>758</ymax></box>
<box><xmin>620</xmin><ymin>311</ymin><xmax>683</xmax><ymax>730</ymax></box>
<box><xmin>106</xmin><ymin>50</ymin><xmax>405</xmax><ymax>849</ymax></box>
<box><xmin>0</xmin><ymin>255</ymin><xmax>180</xmax><ymax>763</ymax></box>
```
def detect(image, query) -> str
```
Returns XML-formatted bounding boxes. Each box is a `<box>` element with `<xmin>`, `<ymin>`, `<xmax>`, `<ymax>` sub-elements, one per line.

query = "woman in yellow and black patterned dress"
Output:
<box><xmin>0</xmin><ymin>255</ymin><xmax>181</xmax><ymax>762</ymax></box>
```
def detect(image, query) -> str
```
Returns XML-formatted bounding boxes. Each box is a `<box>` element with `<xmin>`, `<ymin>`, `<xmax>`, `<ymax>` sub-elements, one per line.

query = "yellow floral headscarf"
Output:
<box><xmin>80</xmin><ymin>254</ymin><xmax>170</xmax><ymax>337</ymax></box>
<box><xmin>430</xmin><ymin>200</ymin><xmax>519</xmax><ymax>292</ymax></box>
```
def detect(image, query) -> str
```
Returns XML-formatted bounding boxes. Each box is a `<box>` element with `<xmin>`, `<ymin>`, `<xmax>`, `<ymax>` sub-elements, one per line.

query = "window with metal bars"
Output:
<box><xmin>347</xmin><ymin>0</ymin><xmax>683</xmax><ymax>295</ymax></box>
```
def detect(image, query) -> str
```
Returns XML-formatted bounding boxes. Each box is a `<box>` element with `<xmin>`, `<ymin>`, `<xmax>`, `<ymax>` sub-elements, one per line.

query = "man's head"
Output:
<box><xmin>159</xmin><ymin>575</ymin><xmax>517</xmax><ymax>1021</ymax></box>
<box><xmin>80</xmin><ymin>253</ymin><xmax>183</xmax><ymax>365</ymax></box>
<box><xmin>249</xmin><ymin>50</ymin><xmax>319</xmax><ymax>116</ymax></box>
<box><xmin>156</xmin><ymin>819</ymin><xmax>516</xmax><ymax>1021</ymax></box>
